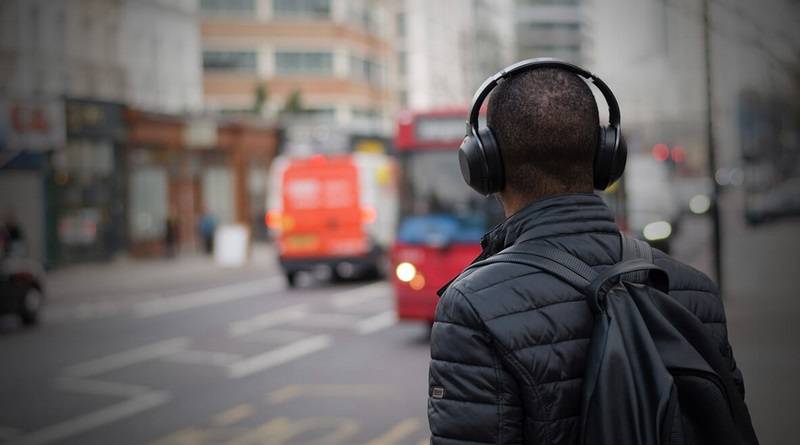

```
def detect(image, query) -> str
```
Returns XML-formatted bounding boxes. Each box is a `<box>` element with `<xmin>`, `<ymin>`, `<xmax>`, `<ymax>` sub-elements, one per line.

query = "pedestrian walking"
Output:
<box><xmin>198</xmin><ymin>209</ymin><xmax>217</xmax><ymax>255</ymax></box>
<box><xmin>1</xmin><ymin>211</ymin><xmax>25</xmax><ymax>257</ymax></box>
<box><xmin>427</xmin><ymin>60</ymin><xmax>756</xmax><ymax>444</ymax></box>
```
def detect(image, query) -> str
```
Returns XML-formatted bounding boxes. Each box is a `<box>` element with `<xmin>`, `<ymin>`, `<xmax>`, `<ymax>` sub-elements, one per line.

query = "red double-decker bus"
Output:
<box><xmin>391</xmin><ymin>109</ymin><xmax>503</xmax><ymax>323</ymax></box>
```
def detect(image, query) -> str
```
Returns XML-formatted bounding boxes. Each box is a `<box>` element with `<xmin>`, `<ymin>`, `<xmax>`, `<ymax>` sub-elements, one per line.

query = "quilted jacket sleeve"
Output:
<box><xmin>428</xmin><ymin>286</ymin><xmax>524</xmax><ymax>445</ymax></box>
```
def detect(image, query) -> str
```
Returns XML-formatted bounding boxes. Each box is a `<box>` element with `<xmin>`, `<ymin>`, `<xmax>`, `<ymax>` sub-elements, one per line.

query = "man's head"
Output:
<box><xmin>487</xmin><ymin>68</ymin><xmax>599</xmax><ymax>207</ymax></box>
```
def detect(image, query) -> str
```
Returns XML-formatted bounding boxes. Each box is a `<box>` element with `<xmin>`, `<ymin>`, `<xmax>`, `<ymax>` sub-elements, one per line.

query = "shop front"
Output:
<box><xmin>0</xmin><ymin>97</ymin><xmax>65</xmax><ymax>266</ymax></box>
<box><xmin>48</xmin><ymin>99</ymin><xmax>127</xmax><ymax>265</ymax></box>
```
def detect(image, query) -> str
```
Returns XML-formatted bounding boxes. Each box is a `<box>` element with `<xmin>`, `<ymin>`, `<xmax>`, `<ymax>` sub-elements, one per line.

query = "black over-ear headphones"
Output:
<box><xmin>458</xmin><ymin>58</ymin><xmax>627</xmax><ymax>195</ymax></box>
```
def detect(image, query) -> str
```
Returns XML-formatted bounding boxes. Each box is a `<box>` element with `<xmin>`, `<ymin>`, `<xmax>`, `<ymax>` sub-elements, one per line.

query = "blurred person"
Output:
<box><xmin>427</xmin><ymin>60</ymin><xmax>755</xmax><ymax>444</ymax></box>
<box><xmin>197</xmin><ymin>209</ymin><xmax>217</xmax><ymax>255</ymax></box>
<box><xmin>164</xmin><ymin>212</ymin><xmax>178</xmax><ymax>258</ymax></box>
<box><xmin>1</xmin><ymin>211</ymin><xmax>25</xmax><ymax>257</ymax></box>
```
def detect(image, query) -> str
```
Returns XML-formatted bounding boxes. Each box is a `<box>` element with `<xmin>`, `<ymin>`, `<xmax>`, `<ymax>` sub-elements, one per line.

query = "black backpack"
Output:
<box><xmin>471</xmin><ymin>234</ymin><xmax>758</xmax><ymax>445</ymax></box>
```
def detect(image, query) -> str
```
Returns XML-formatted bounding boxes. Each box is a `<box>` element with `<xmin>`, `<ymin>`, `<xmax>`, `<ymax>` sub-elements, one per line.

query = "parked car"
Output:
<box><xmin>0</xmin><ymin>257</ymin><xmax>45</xmax><ymax>325</ymax></box>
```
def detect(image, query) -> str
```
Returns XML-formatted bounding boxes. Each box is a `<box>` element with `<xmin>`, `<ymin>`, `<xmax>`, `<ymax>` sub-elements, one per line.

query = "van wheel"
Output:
<box><xmin>285</xmin><ymin>272</ymin><xmax>297</xmax><ymax>288</ymax></box>
<box><xmin>19</xmin><ymin>287</ymin><xmax>43</xmax><ymax>326</ymax></box>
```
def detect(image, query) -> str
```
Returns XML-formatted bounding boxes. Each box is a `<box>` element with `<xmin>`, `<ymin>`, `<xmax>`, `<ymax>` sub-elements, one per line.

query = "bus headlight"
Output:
<box><xmin>643</xmin><ymin>221</ymin><xmax>672</xmax><ymax>241</ymax></box>
<box><xmin>395</xmin><ymin>262</ymin><xmax>417</xmax><ymax>282</ymax></box>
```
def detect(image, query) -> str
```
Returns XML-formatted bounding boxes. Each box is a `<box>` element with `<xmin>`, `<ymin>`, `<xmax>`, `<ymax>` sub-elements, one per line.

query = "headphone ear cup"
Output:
<box><xmin>593</xmin><ymin>126</ymin><xmax>623</xmax><ymax>190</ymax></box>
<box><xmin>459</xmin><ymin>135</ymin><xmax>490</xmax><ymax>195</ymax></box>
<box><xmin>608</xmin><ymin>133</ymin><xmax>627</xmax><ymax>186</ymax></box>
<box><xmin>477</xmin><ymin>127</ymin><xmax>504</xmax><ymax>194</ymax></box>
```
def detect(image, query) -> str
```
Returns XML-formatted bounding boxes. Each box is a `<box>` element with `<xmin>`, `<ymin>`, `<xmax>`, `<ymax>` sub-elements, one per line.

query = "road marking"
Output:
<box><xmin>134</xmin><ymin>277</ymin><xmax>283</xmax><ymax>318</ymax></box>
<box><xmin>289</xmin><ymin>312</ymin><xmax>359</xmax><ymax>329</ymax></box>
<box><xmin>148</xmin><ymin>428</ymin><xmax>210</xmax><ymax>445</ymax></box>
<box><xmin>45</xmin><ymin>300</ymin><xmax>129</xmax><ymax>322</ymax></box>
<box><xmin>227</xmin><ymin>335</ymin><xmax>332</xmax><ymax>379</ymax></box>
<box><xmin>55</xmin><ymin>377</ymin><xmax>151</xmax><ymax>398</ymax></box>
<box><xmin>64</xmin><ymin>337</ymin><xmax>189</xmax><ymax>378</ymax></box>
<box><xmin>364</xmin><ymin>418</ymin><xmax>422</xmax><ymax>445</ymax></box>
<box><xmin>13</xmin><ymin>391</ymin><xmax>170</xmax><ymax>445</ymax></box>
<box><xmin>332</xmin><ymin>282</ymin><xmax>389</xmax><ymax>308</ymax></box>
<box><xmin>241</xmin><ymin>328</ymin><xmax>312</xmax><ymax>344</ymax></box>
<box><xmin>228</xmin><ymin>304</ymin><xmax>309</xmax><ymax>337</ymax></box>
<box><xmin>212</xmin><ymin>403</ymin><xmax>255</xmax><ymax>427</ymax></box>
<box><xmin>266</xmin><ymin>384</ymin><xmax>391</xmax><ymax>405</ymax></box>
<box><xmin>164</xmin><ymin>349</ymin><xmax>242</xmax><ymax>367</ymax></box>
<box><xmin>227</xmin><ymin>417</ymin><xmax>359</xmax><ymax>445</ymax></box>
<box><xmin>355</xmin><ymin>310</ymin><xmax>397</xmax><ymax>335</ymax></box>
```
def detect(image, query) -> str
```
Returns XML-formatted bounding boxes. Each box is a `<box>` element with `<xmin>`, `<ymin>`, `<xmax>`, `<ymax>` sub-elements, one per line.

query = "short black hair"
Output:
<box><xmin>487</xmin><ymin>67</ymin><xmax>599</xmax><ymax>195</ymax></box>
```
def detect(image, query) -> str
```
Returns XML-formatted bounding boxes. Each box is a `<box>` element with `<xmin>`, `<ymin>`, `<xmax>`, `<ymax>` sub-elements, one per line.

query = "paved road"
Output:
<box><xmin>1</xmin><ymin>193</ymin><xmax>797</xmax><ymax>445</ymax></box>
<box><xmin>0</xmin><ymin>257</ymin><xmax>432</xmax><ymax>445</ymax></box>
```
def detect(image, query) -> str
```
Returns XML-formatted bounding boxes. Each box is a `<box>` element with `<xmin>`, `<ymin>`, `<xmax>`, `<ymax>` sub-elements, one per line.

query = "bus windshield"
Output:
<box><xmin>397</xmin><ymin>150</ymin><xmax>503</xmax><ymax>245</ymax></box>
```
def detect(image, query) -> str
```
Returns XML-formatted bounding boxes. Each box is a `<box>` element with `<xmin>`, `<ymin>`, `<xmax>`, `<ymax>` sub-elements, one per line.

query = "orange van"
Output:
<box><xmin>266</xmin><ymin>153</ymin><xmax>396</xmax><ymax>286</ymax></box>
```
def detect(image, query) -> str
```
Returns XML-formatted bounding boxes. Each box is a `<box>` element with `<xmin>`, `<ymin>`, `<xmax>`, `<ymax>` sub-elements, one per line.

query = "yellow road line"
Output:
<box><xmin>211</xmin><ymin>403</ymin><xmax>255</xmax><ymax>427</ymax></box>
<box><xmin>266</xmin><ymin>384</ymin><xmax>390</xmax><ymax>405</ymax></box>
<box><xmin>364</xmin><ymin>418</ymin><xmax>421</xmax><ymax>445</ymax></box>
<box><xmin>227</xmin><ymin>416</ymin><xmax>359</xmax><ymax>445</ymax></box>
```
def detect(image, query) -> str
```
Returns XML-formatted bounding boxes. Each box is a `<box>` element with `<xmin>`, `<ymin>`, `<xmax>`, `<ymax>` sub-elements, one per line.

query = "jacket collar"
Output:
<box><xmin>437</xmin><ymin>193</ymin><xmax>617</xmax><ymax>296</ymax></box>
<box><xmin>481</xmin><ymin>192</ymin><xmax>617</xmax><ymax>255</ymax></box>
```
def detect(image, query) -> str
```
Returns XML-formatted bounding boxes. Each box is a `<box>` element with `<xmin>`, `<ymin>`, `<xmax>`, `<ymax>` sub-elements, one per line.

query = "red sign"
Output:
<box><xmin>1</xmin><ymin>99</ymin><xmax>65</xmax><ymax>150</ymax></box>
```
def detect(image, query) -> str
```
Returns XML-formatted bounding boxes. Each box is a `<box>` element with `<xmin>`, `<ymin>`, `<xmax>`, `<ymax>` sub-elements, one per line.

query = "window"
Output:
<box><xmin>203</xmin><ymin>51</ymin><xmax>257</xmax><ymax>72</ymax></box>
<box><xmin>200</xmin><ymin>0</ymin><xmax>256</xmax><ymax>15</ymax></box>
<box><xmin>273</xmin><ymin>0</ymin><xmax>330</xmax><ymax>18</ymax></box>
<box><xmin>130</xmin><ymin>166</ymin><xmax>168</xmax><ymax>242</ymax></box>
<box><xmin>396</xmin><ymin>13</ymin><xmax>406</xmax><ymax>38</ymax></box>
<box><xmin>275</xmin><ymin>51</ymin><xmax>333</xmax><ymax>75</ymax></box>
<box><xmin>398</xmin><ymin>50</ymin><xmax>407</xmax><ymax>76</ymax></box>
<box><xmin>298</xmin><ymin>107</ymin><xmax>336</xmax><ymax>121</ymax></box>
<box><xmin>523</xmin><ymin>22</ymin><xmax>580</xmax><ymax>32</ymax></box>
<box><xmin>350</xmin><ymin>55</ymin><xmax>383</xmax><ymax>86</ymax></box>
<box><xmin>517</xmin><ymin>0</ymin><xmax>580</xmax><ymax>5</ymax></box>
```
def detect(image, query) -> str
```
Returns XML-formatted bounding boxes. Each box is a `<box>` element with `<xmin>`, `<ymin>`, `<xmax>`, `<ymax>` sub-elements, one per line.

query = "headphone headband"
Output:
<box><xmin>467</xmin><ymin>58</ymin><xmax>621</xmax><ymax>136</ymax></box>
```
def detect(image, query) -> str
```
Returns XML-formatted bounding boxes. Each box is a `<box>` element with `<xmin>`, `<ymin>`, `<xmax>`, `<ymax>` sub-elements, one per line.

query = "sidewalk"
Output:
<box><xmin>717</xmin><ymin>192</ymin><xmax>800</xmax><ymax>444</ymax></box>
<box><xmin>46</xmin><ymin>243</ymin><xmax>281</xmax><ymax>304</ymax></box>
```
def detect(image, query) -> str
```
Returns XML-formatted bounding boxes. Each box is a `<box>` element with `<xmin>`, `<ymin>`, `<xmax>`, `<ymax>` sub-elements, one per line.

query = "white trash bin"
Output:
<box><xmin>214</xmin><ymin>224</ymin><xmax>250</xmax><ymax>267</ymax></box>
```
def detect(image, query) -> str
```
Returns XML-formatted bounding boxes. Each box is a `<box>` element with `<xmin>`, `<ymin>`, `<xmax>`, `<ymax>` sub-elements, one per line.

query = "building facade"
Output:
<box><xmin>0</xmin><ymin>0</ymin><xmax>202</xmax><ymax>114</ymax></box>
<box><xmin>200</xmin><ymin>0</ymin><xmax>398</xmax><ymax>137</ymax></box>
<box><xmin>514</xmin><ymin>0</ymin><xmax>584</xmax><ymax>65</ymax></box>
<box><xmin>396</xmin><ymin>0</ymin><xmax>514</xmax><ymax>110</ymax></box>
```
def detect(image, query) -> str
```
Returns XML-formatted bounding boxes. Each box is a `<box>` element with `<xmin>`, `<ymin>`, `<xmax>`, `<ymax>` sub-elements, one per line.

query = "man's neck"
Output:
<box><xmin>499</xmin><ymin>186</ymin><xmax>593</xmax><ymax>218</ymax></box>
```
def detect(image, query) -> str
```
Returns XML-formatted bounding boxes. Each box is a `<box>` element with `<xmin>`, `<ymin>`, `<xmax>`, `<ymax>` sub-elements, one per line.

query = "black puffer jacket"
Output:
<box><xmin>427</xmin><ymin>193</ymin><xmax>744</xmax><ymax>445</ymax></box>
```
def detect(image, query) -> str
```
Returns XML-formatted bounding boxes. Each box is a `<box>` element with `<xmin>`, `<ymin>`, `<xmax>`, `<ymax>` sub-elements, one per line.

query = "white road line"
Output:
<box><xmin>241</xmin><ymin>328</ymin><xmax>312</xmax><ymax>344</ymax></box>
<box><xmin>355</xmin><ymin>310</ymin><xmax>397</xmax><ymax>335</ymax></box>
<box><xmin>13</xmin><ymin>391</ymin><xmax>170</xmax><ymax>445</ymax></box>
<box><xmin>163</xmin><ymin>349</ymin><xmax>242</xmax><ymax>367</ymax></box>
<box><xmin>289</xmin><ymin>312</ymin><xmax>360</xmax><ymax>329</ymax></box>
<box><xmin>64</xmin><ymin>337</ymin><xmax>189</xmax><ymax>378</ymax></box>
<box><xmin>227</xmin><ymin>335</ymin><xmax>332</xmax><ymax>379</ymax></box>
<box><xmin>55</xmin><ymin>377</ymin><xmax>152</xmax><ymax>398</ymax></box>
<box><xmin>134</xmin><ymin>277</ymin><xmax>283</xmax><ymax>318</ymax></box>
<box><xmin>228</xmin><ymin>304</ymin><xmax>309</xmax><ymax>337</ymax></box>
<box><xmin>331</xmin><ymin>282</ymin><xmax>390</xmax><ymax>308</ymax></box>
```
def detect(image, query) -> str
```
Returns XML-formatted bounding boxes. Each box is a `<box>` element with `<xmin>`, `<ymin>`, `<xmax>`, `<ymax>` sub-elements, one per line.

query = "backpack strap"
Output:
<box><xmin>467</xmin><ymin>248</ymin><xmax>594</xmax><ymax>291</ymax></box>
<box><xmin>620</xmin><ymin>232</ymin><xmax>654</xmax><ymax>282</ymax></box>
<box><xmin>468</xmin><ymin>233</ymin><xmax>667</xmax><ymax>313</ymax></box>
<box><xmin>621</xmin><ymin>231</ymin><xmax>653</xmax><ymax>263</ymax></box>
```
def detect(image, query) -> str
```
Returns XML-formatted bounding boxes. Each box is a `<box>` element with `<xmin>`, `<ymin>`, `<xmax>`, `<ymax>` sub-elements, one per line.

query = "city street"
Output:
<box><xmin>1</xmin><ymin>192</ymin><xmax>798</xmax><ymax>445</ymax></box>
<box><xmin>0</xmin><ymin>248</ymin><xmax>432</xmax><ymax>445</ymax></box>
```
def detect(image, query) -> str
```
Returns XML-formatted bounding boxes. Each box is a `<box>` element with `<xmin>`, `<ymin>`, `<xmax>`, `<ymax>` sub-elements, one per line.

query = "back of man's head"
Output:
<box><xmin>487</xmin><ymin>68</ymin><xmax>599</xmax><ymax>197</ymax></box>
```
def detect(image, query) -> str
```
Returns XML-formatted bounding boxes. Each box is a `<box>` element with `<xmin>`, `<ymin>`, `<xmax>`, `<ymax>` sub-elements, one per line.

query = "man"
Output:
<box><xmin>427</xmin><ymin>65</ymin><xmax>745</xmax><ymax>444</ymax></box>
